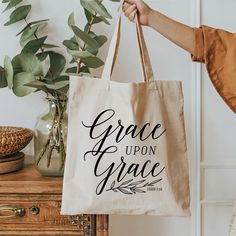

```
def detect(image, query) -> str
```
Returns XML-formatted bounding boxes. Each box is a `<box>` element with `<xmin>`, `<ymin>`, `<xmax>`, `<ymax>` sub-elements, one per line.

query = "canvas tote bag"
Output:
<box><xmin>61</xmin><ymin>14</ymin><xmax>190</xmax><ymax>216</ymax></box>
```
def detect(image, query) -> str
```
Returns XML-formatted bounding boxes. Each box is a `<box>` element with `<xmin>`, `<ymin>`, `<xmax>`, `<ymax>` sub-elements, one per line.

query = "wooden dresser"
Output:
<box><xmin>0</xmin><ymin>162</ymin><xmax>109</xmax><ymax>236</ymax></box>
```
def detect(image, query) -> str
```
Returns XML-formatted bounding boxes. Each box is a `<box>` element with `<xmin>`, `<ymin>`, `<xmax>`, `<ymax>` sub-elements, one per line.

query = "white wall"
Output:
<box><xmin>199</xmin><ymin>1</ymin><xmax>236</xmax><ymax>236</ymax></box>
<box><xmin>0</xmin><ymin>0</ymin><xmax>235</xmax><ymax>235</ymax></box>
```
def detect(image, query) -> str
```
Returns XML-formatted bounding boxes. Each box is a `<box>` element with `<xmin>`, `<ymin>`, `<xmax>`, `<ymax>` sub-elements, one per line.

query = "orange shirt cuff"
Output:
<box><xmin>191</xmin><ymin>27</ymin><xmax>205</xmax><ymax>63</ymax></box>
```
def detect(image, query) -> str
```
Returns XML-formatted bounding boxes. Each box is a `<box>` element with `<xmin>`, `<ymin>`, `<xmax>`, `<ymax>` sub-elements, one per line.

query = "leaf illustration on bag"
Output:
<box><xmin>128</xmin><ymin>180</ymin><xmax>146</xmax><ymax>187</ymax></box>
<box><xmin>133</xmin><ymin>188</ymin><xmax>146</xmax><ymax>194</ymax></box>
<box><xmin>106</xmin><ymin>179</ymin><xmax>163</xmax><ymax>195</ymax></box>
<box><xmin>120</xmin><ymin>179</ymin><xmax>133</xmax><ymax>186</ymax></box>
<box><xmin>119</xmin><ymin>188</ymin><xmax>133</xmax><ymax>195</ymax></box>
<box><xmin>110</xmin><ymin>181</ymin><xmax>115</xmax><ymax>189</ymax></box>
<box><xmin>149</xmin><ymin>179</ymin><xmax>163</xmax><ymax>186</ymax></box>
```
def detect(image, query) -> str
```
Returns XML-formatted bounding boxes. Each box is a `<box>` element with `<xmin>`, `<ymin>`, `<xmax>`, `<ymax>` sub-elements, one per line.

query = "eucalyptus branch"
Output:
<box><xmin>75</xmin><ymin>0</ymin><xmax>106</xmax><ymax>73</ymax></box>
<box><xmin>12</xmin><ymin>5</ymin><xmax>45</xmax><ymax>53</ymax></box>
<box><xmin>36</xmin><ymin>105</ymin><xmax>58</xmax><ymax>166</ymax></box>
<box><xmin>55</xmin><ymin>95</ymin><xmax>67</xmax><ymax>170</ymax></box>
<box><xmin>1</xmin><ymin>0</ymin><xmax>114</xmax><ymax>172</ymax></box>
<box><xmin>76</xmin><ymin>13</ymin><xmax>97</xmax><ymax>73</ymax></box>
<box><xmin>22</xmin><ymin>13</ymin><xmax>56</xmax><ymax>81</ymax></box>
<box><xmin>12</xmin><ymin>6</ymin><xmax>57</xmax><ymax>83</ymax></box>
<box><xmin>24</xmin><ymin>15</ymin><xmax>56</xmax><ymax>84</ymax></box>
<box><xmin>23</xmin><ymin>17</ymin><xmax>45</xmax><ymax>53</ymax></box>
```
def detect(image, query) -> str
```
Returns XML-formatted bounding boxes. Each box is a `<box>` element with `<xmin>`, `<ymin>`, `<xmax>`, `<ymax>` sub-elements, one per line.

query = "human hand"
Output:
<box><xmin>122</xmin><ymin>0</ymin><xmax>153</xmax><ymax>26</ymax></box>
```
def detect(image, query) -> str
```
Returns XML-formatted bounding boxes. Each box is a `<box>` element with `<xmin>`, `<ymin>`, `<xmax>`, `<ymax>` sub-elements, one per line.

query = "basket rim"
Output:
<box><xmin>0</xmin><ymin>126</ymin><xmax>33</xmax><ymax>133</ymax></box>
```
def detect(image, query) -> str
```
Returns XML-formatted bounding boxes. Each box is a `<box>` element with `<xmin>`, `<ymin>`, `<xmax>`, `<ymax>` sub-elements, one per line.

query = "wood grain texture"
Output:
<box><xmin>96</xmin><ymin>215</ymin><xmax>109</xmax><ymax>236</ymax></box>
<box><xmin>0</xmin><ymin>197</ymin><xmax>81</xmax><ymax>230</ymax></box>
<box><xmin>0</xmin><ymin>153</ymin><xmax>24</xmax><ymax>174</ymax></box>
<box><xmin>0</xmin><ymin>231</ymin><xmax>84</xmax><ymax>235</ymax></box>
<box><xmin>0</xmin><ymin>164</ymin><xmax>109</xmax><ymax>235</ymax></box>
<box><xmin>0</xmin><ymin>164</ymin><xmax>62</xmax><ymax>194</ymax></box>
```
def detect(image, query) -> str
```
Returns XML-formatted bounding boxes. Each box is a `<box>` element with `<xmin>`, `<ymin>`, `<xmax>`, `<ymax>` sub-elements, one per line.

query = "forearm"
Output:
<box><xmin>148</xmin><ymin>10</ymin><xmax>195</xmax><ymax>55</ymax></box>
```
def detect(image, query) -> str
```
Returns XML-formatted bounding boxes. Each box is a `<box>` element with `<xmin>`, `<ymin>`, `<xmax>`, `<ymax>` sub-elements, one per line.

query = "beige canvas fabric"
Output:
<box><xmin>61</xmin><ymin>15</ymin><xmax>190</xmax><ymax>216</ymax></box>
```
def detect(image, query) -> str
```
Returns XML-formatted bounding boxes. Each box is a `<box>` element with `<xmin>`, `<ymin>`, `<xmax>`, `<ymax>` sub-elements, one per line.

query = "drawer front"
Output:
<box><xmin>0</xmin><ymin>194</ymin><xmax>96</xmax><ymax>234</ymax></box>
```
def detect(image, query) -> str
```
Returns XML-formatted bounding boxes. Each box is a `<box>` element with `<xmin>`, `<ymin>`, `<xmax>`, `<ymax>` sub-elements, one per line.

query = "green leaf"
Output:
<box><xmin>20</xmin><ymin>25</ymin><xmax>38</xmax><ymax>47</ymax></box>
<box><xmin>68</xmin><ymin>12</ymin><xmax>75</xmax><ymax>27</ymax></box>
<box><xmin>92</xmin><ymin>17</ymin><xmax>103</xmax><ymax>24</ymax></box>
<box><xmin>42</xmin><ymin>43</ymin><xmax>59</xmax><ymax>48</ymax></box>
<box><xmin>82</xmin><ymin>57</ymin><xmax>104</xmax><ymax>68</ymax></box>
<box><xmin>67</xmin><ymin>49</ymin><xmax>93</xmax><ymax>59</ymax></box>
<box><xmin>80</xmin><ymin>0</ymin><xmax>112</xmax><ymax>19</ymax></box>
<box><xmin>67</xmin><ymin>50</ymin><xmax>104</xmax><ymax>68</ymax></box>
<box><xmin>45</xmin><ymin>80</ymin><xmax>69</xmax><ymax>90</ymax></box>
<box><xmin>53</xmin><ymin>75</ymin><xmax>69</xmax><ymax>83</ymax></box>
<box><xmin>24</xmin><ymin>80</ymin><xmax>49</xmax><ymax>93</ymax></box>
<box><xmin>65</xmin><ymin>66</ymin><xmax>77</xmax><ymax>73</ymax></box>
<box><xmin>71</xmin><ymin>25</ymin><xmax>99</xmax><ymax>49</ymax></box>
<box><xmin>29</xmin><ymin>19</ymin><xmax>49</xmax><ymax>25</ymax></box>
<box><xmin>2</xmin><ymin>0</ymin><xmax>23</xmax><ymax>13</ymax></box>
<box><xmin>85</xmin><ymin>14</ymin><xmax>110</xmax><ymax>25</ymax></box>
<box><xmin>85</xmin><ymin>45</ymin><xmax>98</xmax><ymax>56</ymax></box>
<box><xmin>80</xmin><ymin>66</ymin><xmax>90</xmax><ymax>73</ymax></box>
<box><xmin>20</xmin><ymin>23</ymin><xmax>47</xmax><ymax>47</ymax></box>
<box><xmin>84</xmin><ymin>23</ymin><xmax>90</xmax><ymax>33</ymax></box>
<box><xmin>13</xmin><ymin>72</ymin><xmax>37</xmax><ymax>97</ymax></box>
<box><xmin>41</xmin><ymin>55</ymin><xmax>50</xmax><ymax>77</ymax></box>
<box><xmin>84</xmin><ymin>9</ymin><xmax>92</xmax><ymax>22</ymax></box>
<box><xmin>88</xmin><ymin>31</ymin><xmax>96</xmax><ymax>38</ymax></box>
<box><xmin>68</xmin><ymin>36</ymin><xmax>83</xmax><ymax>49</ymax></box>
<box><xmin>4</xmin><ymin>56</ymin><xmax>13</xmax><ymax>89</ymax></box>
<box><xmin>2</xmin><ymin>0</ymin><xmax>11</xmax><ymax>3</ymax></box>
<box><xmin>95</xmin><ymin>16</ymin><xmax>110</xmax><ymax>25</ymax></box>
<box><xmin>46</xmin><ymin>51</ymin><xmax>66</xmax><ymax>79</ymax></box>
<box><xmin>84</xmin><ymin>9</ymin><xmax>110</xmax><ymax>25</ymax></box>
<box><xmin>69</xmin><ymin>58</ymin><xmax>76</xmax><ymax>64</ymax></box>
<box><xmin>73</xmin><ymin>35</ymin><xmax>84</xmax><ymax>48</ymax></box>
<box><xmin>16</xmin><ymin>19</ymin><xmax>49</xmax><ymax>36</ymax></box>
<box><xmin>36</xmin><ymin>52</ymin><xmax>47</xmax><ymax>61</ymax></box>
<box><xmin>22</xmin><ymin>36</ymin><xmax>47</xmax><ymax>53</ymax></box>
<box><xmin>0</xmin><ymin>66</ymin><xmax>7</xmax><ymax>88</ymax></box>
<box><xmin>94</xmin><ymin>35</ymin><xmax>107</xmax><ymax>47</ymax></box>
<box><xmin>63</xmin><ymin>39</ymin><xmax>79</xmax><ymax>50</ymax></box>
<box><xmin>85</xmin><ymin>34</ymin><xmax>107</xmax><ymax>54</ymax></box>
<box><xmin>16</xmin><ymin>25</ymin><xmax>30</xmax><ymax>36</ymax></box>
<box><xmin>4</xmin><ymin>5</ymin><xmax>31</xmax><ymax>26</ymax></box>
<box><xmin>12</xmin><ymin>53</ymin><xmax>44</xmax><ymax>76</ymax></box>
<box><xmin>56</xmin><ymin>85</ymin><xmax>69</xmax><ymax>95</ymax></box>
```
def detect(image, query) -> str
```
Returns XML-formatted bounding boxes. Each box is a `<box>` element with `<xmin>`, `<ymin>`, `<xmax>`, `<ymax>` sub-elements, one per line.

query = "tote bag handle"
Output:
<box><xmin>101</xmin><ymin>13</ymin><xmax>154</xmax><ymax>82</ymax></box>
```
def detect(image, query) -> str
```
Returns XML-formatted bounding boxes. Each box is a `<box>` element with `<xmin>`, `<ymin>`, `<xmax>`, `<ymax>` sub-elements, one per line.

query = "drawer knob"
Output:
<box><xmin>0</xmin><ymin>205</ymin><xmax>25</xmax><ymax>219</ymax></box>
<box><xmin>29</xmin><ymin>206</ymin><xmax>40</xmax><ymax>215</ymax></box>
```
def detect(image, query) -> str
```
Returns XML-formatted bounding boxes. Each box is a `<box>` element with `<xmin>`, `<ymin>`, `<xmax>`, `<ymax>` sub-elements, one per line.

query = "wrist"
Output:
<box><xmin>147</xmin><ymin>9</ymin><xmax>157</xmax><ymax>28</ymax></box>
<box><xmin>147</xmin><ymin>8</ymin><xmax>155</xmax><ymax>27</ymax></box>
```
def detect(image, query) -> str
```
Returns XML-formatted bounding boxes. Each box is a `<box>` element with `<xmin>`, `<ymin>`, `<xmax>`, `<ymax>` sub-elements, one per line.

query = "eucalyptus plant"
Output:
<box><xmin>0</xmin><ymin>0</ymin><xmax>120</xmax><ymax>170</ymax></box>
<box><xmin>0</xmin><ymin>0</ymin><xmax>120</xmax><ymax>97</ymax></box>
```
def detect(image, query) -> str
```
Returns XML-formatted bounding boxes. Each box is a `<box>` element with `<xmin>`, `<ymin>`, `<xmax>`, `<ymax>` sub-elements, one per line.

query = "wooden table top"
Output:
<box><xmin>0</xmin><ymin>157</ymin><xmax>63</xmax><ymax>194</ymax></box>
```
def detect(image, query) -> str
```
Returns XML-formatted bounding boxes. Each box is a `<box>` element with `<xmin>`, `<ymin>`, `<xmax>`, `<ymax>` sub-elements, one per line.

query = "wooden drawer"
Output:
<box><xmin>0</xmin><ymin>194</ymin><xmax>108</xmax><ymax>235</ymax></box>
<box><xmin>0</xmin><ymin>164</ymin><xmax>109</xmax><ymax>236</ymax></box>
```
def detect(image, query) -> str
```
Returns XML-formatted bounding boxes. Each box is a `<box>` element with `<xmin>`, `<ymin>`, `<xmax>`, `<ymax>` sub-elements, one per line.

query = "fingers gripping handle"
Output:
<box><xmin>101</xmin><ymin>12</ymin><xmax>154</xmax><ymax>82</ymax></box>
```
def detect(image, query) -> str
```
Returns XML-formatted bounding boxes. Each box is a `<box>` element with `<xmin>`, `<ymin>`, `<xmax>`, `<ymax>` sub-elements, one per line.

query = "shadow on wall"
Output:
<box><xmin>110</xmin><ymin>215</ymin><xmax>190</xmax><ymax>236</ymax></box>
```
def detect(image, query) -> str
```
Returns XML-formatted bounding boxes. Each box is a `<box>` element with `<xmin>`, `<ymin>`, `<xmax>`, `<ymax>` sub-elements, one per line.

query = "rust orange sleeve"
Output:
<box><xmin>191</xmin><ymin>25</ymin><xmax>236</xmax><ymax>114</ymax></box>
<box><xmin>191</xmin><ymin>27</ymin><xmax>205</xmax><ymax>63</ymax></box>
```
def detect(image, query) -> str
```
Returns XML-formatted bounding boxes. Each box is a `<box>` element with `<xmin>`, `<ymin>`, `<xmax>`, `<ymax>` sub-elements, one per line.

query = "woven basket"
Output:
<box><xmin>0</xmin><ymin>127</ymin><xmax>33</xmax><ymax>157</ymax></box>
